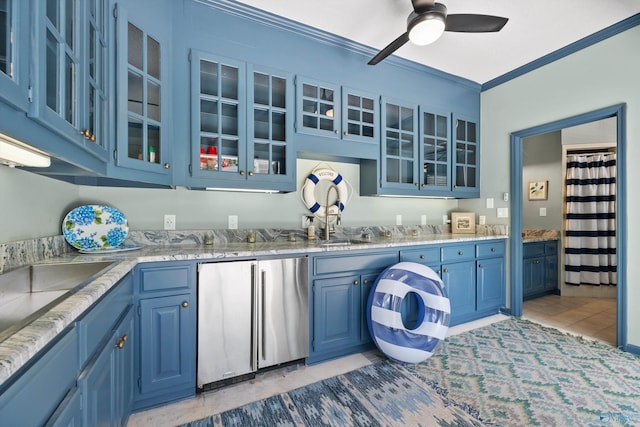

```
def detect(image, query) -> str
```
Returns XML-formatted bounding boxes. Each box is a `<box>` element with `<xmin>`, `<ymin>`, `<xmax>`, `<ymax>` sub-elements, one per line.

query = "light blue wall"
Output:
<box><xmin>476</xmin><ymin>26</ymin><xmax>640</xmax><ymax>346</ymax></box>
<box><xmin>0</xmin><ymin>158</ymin><xmax>459</xmax><ymax>242</ymax></box>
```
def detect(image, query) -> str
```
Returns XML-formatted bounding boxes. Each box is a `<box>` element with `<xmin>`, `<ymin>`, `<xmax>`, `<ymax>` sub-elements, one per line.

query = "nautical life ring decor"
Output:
<box><xmin>367</xmin><ymin>262</ymin><xmax>450</xmax><ymax>364</ymax></box>
<box><xmin>302</xmin><ymin>168</ymin><xmax>348</xmax><ymax>219</ymax></box>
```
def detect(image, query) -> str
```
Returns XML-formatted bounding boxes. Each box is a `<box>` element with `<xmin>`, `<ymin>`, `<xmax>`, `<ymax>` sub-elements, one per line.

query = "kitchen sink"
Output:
<box><xmin>318</xmin><ymin>239</ymin><xmax>352</xmax><ymax>247</ymax></box>
<box><xmin>0</xmin><ymin>261</ymin><xmax>116</xmax><ymax>339</ymax></box>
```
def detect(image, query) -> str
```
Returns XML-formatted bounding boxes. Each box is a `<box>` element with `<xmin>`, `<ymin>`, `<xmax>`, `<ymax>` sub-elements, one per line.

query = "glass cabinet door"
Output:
<box><xmin>296</xmin><ymin>77</ymin><xmax>339</xmax><ymax>138</ymax></box>
<box><xmin>453</xmin><ymin>114</ymin><xmax>479</xmax><ymax>196</ymax></box>
<box><xmin>85</xmin><ymin>0</ymin><xmax>108</xmax><ymax>148</ymax></box>
<box><xmin>0</xmin><ymin>0</ymin><xmax>28</xmax><ymax>111</ymax></box>
<box><xmin>249</xmin><ymin>67</ymin><xmax>290</xmax><ymax>178</ymax></box>
<box><xmin>381</xmin><ymin>98</ymin><xmax>418</xmax><ymax>190</ymax></box>
<box><xmin>0</xmin><ymin>0</ymin><xmax>11</xmax><ymax>77</ymax></box>
<box><xmin>341</xmin><ymin>87</ymin><xmax>378</xmax><ymax>144</ymax></box>
<box><xmin>421</xmin><ymin>109</ymin><xmax>450</xmax><ymax>192</ymax></box>
<box><xmin>191</xmin><ymin>50</ymin><xmax>245</xmax><ymax>179</ymax></box>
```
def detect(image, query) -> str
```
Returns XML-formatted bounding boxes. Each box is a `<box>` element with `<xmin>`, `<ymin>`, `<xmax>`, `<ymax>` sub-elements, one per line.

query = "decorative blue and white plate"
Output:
<box><xmin>62</xmin><ymin>205</ymin><xmax>129</xmax><ymax>250</ymax></box>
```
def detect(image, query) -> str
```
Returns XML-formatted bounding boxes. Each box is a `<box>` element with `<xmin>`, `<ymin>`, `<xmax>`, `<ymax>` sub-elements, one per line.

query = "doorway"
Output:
<box><xmin>509</xmin><ymin>104</ymin><xmax>627</xmax><ymax>350</ymax></box>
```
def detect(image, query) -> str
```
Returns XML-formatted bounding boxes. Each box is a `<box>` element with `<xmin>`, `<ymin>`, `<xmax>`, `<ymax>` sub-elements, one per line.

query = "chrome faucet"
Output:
<box><xmin>323</xmin><ymin>184</ymin><xmax>341</xmax><ymax>241</ymax></box>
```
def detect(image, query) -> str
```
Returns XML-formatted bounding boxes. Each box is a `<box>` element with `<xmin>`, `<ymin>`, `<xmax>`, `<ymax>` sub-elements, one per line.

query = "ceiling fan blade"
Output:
<box><xmin>368</xmin><ymin>32</ymin><xmax>410</xmax><ymax>65</ymax></box>
<box><xmin>411</xmin><ymin>0</ymin><xmax>435</xmax><ymax>13</ymax></box>
<box><xmin>445</xmin><ymin>14</ymin><xmax>508</xmax><ymax>32</ymax></box>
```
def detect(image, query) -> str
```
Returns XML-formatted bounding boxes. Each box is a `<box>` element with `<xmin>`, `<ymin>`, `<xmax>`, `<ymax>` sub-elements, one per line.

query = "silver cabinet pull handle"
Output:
<box><xmin>261</xmin><ymin>270</ymin><xmax>267</xmax><ymax>361</ymax></box>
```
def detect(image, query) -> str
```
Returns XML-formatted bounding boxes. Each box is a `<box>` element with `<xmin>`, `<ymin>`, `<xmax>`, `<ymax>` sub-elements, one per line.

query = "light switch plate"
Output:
<box><xmin>479</xmin><ymin>215</ymin><xmax>486</xmax><ymax>225</ymax></box>
<box><xmin>539</xmin><ymin>207</ymin><xmax>547</xmax><ymax>217</ymax></box>
<box><xmin>228</xmin><ymin>215</ymin><xmax>238</xmax><ymax>229</ymax></box>
<box><xmin>486</xmin><ymin>198</ymin><xmax>494</xmax><ymax>209</ymax></box>
<box><xmin>396</xmin><ymin>214</ymin><xmax>402</xmax><ymax>225</ymax></box>
<box><xmin>497</xmin><ymin>207</ymin><xmax>509</xmax><ymax>218</ymax></box>
<box><xmin>421</xmin><ymin>214</ymin><xmax>427</xmax><ymax>225</ymax></box>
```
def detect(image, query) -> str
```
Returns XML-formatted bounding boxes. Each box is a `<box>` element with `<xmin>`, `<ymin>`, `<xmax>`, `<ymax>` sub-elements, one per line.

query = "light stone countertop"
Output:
<box><xmin>0</xmin><ymin>232</ymin><xmax>508</xmax><ymax>386</ymax></box>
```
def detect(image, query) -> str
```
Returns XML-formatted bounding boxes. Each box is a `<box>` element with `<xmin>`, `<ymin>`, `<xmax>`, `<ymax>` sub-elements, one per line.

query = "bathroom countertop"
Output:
<box><xmin>522</xmin><ymin>229</ymin><xmax>560</xmax><ymax>243</ymax></box>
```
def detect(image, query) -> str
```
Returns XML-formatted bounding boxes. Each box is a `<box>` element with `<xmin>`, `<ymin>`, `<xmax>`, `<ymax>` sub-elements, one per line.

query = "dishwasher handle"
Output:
<box><xmin>261</xmin><ymin>269</ymin><xmax>267</xmax><ymax>361</ymax></box>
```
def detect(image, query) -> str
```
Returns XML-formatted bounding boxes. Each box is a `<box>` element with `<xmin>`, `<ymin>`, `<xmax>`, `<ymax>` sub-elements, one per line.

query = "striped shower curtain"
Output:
<box><xmin>564</xmin><ymin>153</ymin><xmax>617</xmax><ymax>286</ymax></box>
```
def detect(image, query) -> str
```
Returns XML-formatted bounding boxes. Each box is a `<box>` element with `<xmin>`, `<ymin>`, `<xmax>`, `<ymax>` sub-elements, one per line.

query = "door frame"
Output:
<box><xmin>509</xmin><ymin>103</ymin><xmax>627</xmax><ymax>349</ymax></box>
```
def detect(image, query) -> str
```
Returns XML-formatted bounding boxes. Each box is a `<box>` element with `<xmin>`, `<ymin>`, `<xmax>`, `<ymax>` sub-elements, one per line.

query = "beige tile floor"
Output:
<box><xmin>522</xmin><ymin>294</ymin><xmax>617</xmax><ymax>346</ymax></box>
<box><xmin>127</xmin><ymin>314</ymin><xmax>509</xmax><ymax>426</ymax></box>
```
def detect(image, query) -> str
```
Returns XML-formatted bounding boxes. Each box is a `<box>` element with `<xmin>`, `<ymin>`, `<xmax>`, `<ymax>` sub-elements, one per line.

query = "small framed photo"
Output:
<box><xmin>528</xmin><ymin>180</ymin><xmax>548</xmax><ymax>200</ymax></box>
<box><xmin>451</xmin><ymin>212</ymin><xmax>476</xmax><ymax>234</ymax></box>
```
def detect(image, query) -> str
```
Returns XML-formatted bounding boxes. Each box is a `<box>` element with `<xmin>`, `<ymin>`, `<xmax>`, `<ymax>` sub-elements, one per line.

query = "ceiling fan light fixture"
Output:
<box><xmin>408</xmin><ymin>11</ymin><xmax>446</xmax><ymax>46</ymax></box>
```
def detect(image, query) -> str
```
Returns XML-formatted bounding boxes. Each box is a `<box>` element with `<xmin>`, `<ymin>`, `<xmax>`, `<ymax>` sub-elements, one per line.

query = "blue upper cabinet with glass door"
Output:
<box><xmin>379</xmin><ymin>97</ymin><xmax>419</xmax><ymax>193</ymax></box>
<box><xmin>341</xmin><ymin>87</ymin><xmax>378</xmax><ymax>145</ymax></box>
<box><xmin>420</xmin><ymin>107</ymin><xmax>451</xmax><ymax>196</ymax></box>
<box><xmin>0</xmin><ymin>0</ymin><xmax>30</xmax><ymax>112</ymax></box>
<box><xmin>112</xmin><ymin>3</ymin><xmax>172</xmax><ymax>185</ymax></box>
<box><xmin>296</xmin><ymin>77</ymin><xmax>340</xmax><ymax>139</ymax></box>
<box><xmin>188</xmin><ymin>50</ymin><xmax>295</xmax><ymax>191</ymax></box>
<box><xmin>452</xmin><ymin>113</ymin><xmax>480</xmax><ymax>197</ymax></box>
<box><xmin>29</xmin><ymin>0</ymin><xmax>110</xmax><ymax>161</ymax></box>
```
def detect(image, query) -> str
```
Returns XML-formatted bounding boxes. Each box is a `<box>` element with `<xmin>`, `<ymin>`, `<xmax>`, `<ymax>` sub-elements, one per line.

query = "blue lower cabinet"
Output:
<box><xmin>45</xmin><ymin>387</ymin><xmax>82</xmax><ymax>427</ymax></box>
<box><xmin>442</xmin><ymin>261</ymin><xmax>476</xmax><ymax>324</ymax></box>
<box><xmin>360</xmin><ymin>273</ymin><xmax>379</xmax><ymax>344</ymax></box>
<box><xmin>135</xmin><ymin>293</ymin><xmax>196</xmax><ymax>410</ymax></box>
<box><xmin>523</xmin><ymin>240</ymin><xmax>558</xmax><ymax>299</ymax></box>
<box><xmin>79</xmin><ymin>306</ymin><xmax>134</xmax><ymax>427</ymax></box>
<box><xmin>0</xmin><ymin>327</ymin><xmax>78</xmax><ymax>426</ymax></box>
<box><xmin>313</xmin><ymin>275</ymin><xmax>360</xmax><ymax>354</ymax></box>
<box><xmin>477</xmin><ymin>257</ymin><xmax>505</xmax><ymax>312</ymax></box>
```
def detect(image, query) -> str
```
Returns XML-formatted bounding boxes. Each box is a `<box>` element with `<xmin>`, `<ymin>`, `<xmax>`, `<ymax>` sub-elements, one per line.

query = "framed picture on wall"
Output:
<box><xmin>528</xmin><ymin>180</ymin><xmax>548</xmax><ymax>200</ymax></box>
<box><xmin>451</xmin><ymin>212</ymin><xmax>476</xmax><ymax>234</ymax></box>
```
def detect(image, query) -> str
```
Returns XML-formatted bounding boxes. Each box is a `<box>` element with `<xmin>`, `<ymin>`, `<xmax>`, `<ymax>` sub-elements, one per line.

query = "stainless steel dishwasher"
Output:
<box><xmin>197</xmin><ymin>257</ymin><xmax>309</xmax><ymax>389</ymax></box>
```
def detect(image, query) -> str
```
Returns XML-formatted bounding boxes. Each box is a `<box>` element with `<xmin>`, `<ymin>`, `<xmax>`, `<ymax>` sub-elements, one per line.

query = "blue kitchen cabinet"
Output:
<box><xmin>420</xmin><ymin>108</ymin><xmax>452</xmax><ymax>195</ymax></box>
<box><xmin>133</xmin><ymin>261</ymin><xmax>196</xmax><ymax>411</ymax></box>
<box><xmin>296</xmin><ymin>76</ymin><xmax>340</xmax><ymax>139</ymax></box>
<box><xmin>313</xmin><ymin>274</ymin><xmax>360</xmax><ymax>354</ymax></box>
<box><xmin>523</xmin><ymin>240</ymin><xmax>558</xmax><ymax>300</ymax></box>
<box><xmin>341</xmin><ymin>87</ymin><xmax>379</xmax><ymax>145</ymax></box>
<box><xmin>477</xmin><ymin>257</ymin><xmax>505</xmax><ymax>312</ymax></box>
<box><xmin>79</xmin><ymin>306</ymin><xmax>134</xmax><ymax>427</ymax></box>
<box><xmin>111</xmin><ymin>1</ymin><xmax>173</xmax><ymax>185</ymax></box>
<box><xmin>0</xmin><ymin>326</ymin><xmax>78</xmax><ymax>426</ymax></box>
<box><xmin>309</xmin><ymin>250</ymin><xmax>398</xmax><ymax>364</ymax></box>
<box><xmin>442</xmin><ymin>260</ymin><xmax>476</xmax><ymax>324</ymax></box>
<box><xmin>45</xmin><ymin>387</ymin><xmax>82</xmax><ymax>427</ymax></box>
<box><xmin>451</xmin><ymin>113</ymin><xmax>480</xmax><ymax>197</ymax></box>
<box><xmin>29</xmin><ymin>0</ymin><xmax>111</xmax><ymax>161</ymax></box>
<box><xmin>0</xmin><ymin>0</ymin><xmax>30</xmax><ymax>111</ymax></box>
<box><xmin>188</xmin><ymin>52</ymin><xmax>295</xmax><ymax>191</ymax></box>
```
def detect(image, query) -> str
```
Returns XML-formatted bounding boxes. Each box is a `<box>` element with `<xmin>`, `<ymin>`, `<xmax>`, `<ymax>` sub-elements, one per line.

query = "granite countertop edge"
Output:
<box><xmin>0</xmin><ymin>233</ymin><xmax>508</xmax><ymax>385</ymax></box>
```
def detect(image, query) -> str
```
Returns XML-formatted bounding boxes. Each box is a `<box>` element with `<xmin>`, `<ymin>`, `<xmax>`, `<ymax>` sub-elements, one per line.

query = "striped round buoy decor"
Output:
<box><xmin>367</xmin><ymin>262</ymin><xmax>450</xmax><ymax>364</ymax></box>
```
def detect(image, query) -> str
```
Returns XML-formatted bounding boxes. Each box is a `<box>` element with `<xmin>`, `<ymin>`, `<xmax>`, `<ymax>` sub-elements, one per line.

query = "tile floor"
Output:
<box><xmin>126</xmin><ymin>314</ymin><xmax>509</xmax><ymax>426</ymax></box>
<box><xmin>522</xmin><ymin>294</ymin><xmax>617</xmax><ymax>346</ymax></box>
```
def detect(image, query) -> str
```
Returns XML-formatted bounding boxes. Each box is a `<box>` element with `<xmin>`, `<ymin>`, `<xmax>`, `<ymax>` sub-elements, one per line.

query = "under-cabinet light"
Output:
<box><xmin>205</xmin><ymin>187</ymin><xmax>279</xmax><ymax>194</ymax></box>
<box><xmin>0</xmin><ymin>132</ymin><xmax>51</xmax><ymax>168</ymax></box>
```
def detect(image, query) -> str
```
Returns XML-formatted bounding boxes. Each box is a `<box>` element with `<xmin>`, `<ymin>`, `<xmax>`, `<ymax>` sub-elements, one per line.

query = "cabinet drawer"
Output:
<box><xmin>441</xmin><ymin>244</ymin><xmax>475</xmax><ymax>262</ymax></box>
<box><xmin>138</xmin><ymin>263</ymin><xmax>193</xmax><ymax>293</ymax></box>
<box><xmin>523</xmin><ymin>242</ymin><xmax>546</xmax><ymax>258</ymax></box>
<box><xmin>400</xmin><ymin>247</ymin><xmax>441</xmax><ymax>265</ymax></box>
<box><xmin>476</xmin><ymin>241</ymin><xmax>505</xmax><ymax>258</ymax></box>
<box><xmin>314</xmin><ymin>252</ymin><xmax>398</xmax><ymax>275</ymax></box>
<box><xmin>78</xmin><ymin>273</ymin><xmax>133</xmax><ymax>367</ymax></box>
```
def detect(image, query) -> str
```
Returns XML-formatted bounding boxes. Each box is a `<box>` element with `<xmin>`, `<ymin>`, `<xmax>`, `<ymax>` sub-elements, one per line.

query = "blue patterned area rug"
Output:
<box><xmin>410</xmin><ymin>318</ymin><xmax>640</xmax><ymax>426</ymax></box>
<box><xmin>180</xmin><ymin>318</ymin><xmax>640</xmax><ymax>426</ymax></box>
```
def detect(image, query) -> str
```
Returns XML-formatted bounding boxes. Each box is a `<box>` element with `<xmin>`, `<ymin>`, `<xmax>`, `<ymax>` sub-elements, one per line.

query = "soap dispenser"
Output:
<box><xmin>307</xmin><ymin>216</ymin><xmax>315</xmax><ymax>240</ymax></box>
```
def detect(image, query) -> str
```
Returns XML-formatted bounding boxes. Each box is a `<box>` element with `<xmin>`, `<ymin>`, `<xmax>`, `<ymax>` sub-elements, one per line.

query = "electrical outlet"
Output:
<box><xmin>396</xmin><ymin>214</ymin><xmax>402</xmax><ymax>225</ymax></box>
<box><xmin>228</xmin><ymin>215</ymin><xmax>238</xmax><ymax>230</ymax></box>
<box><xmin>479</xmin><ymin>215</ymin><xmax>486</xmax><ymax>225</ymax></box>
<box><xmin>442</xmin><ymin>214</ymin><xmax>449</xmax><ymax>224</ymax></box>
<box><xmin>163</xmin><ymin>214</ymin><xmax>176</xmax><ymax>230</ymax></box>
<box><xmin>421</xmin><ymin>214</ymin><xmax>427</xmax><ymax>225</ymax></box>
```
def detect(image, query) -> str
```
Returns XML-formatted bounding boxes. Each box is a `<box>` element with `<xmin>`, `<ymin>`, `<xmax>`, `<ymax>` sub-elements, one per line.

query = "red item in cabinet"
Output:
<box><xmin>200</xmin><ymin>148</ymin><xmax>206</xmax><ymax>170</ymax></box>
<box><xmin>206</xmin><ymin>146</ymin><xmax>218</xmax><ymax>170</ymax></box>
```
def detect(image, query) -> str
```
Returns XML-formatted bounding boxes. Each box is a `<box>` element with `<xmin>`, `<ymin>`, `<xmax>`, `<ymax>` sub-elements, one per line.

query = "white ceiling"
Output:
<box><xmin>234</xmin><ymin>0</ymin><xmax>640</xmax><ymax>84</ymax></box>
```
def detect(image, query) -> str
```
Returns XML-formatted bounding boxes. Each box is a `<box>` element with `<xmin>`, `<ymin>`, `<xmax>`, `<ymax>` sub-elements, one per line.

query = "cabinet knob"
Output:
<box><xmin>363</xmin><ymin>279</ymin><xmax>368</xmax><ymax>284</ymax></box>
<box><xmin>114</xmin><ymin>334</ymin><xmax>128</xmax><ymax>349</ymax></box>
<box><xmin>343</xmin><ymin>131</ymin><xmax>348</xmax><ymax>136</ymax></box>
<box><xmin>182</xmin><ymin>301</ymin><xmax>189</xmax><ymax>308</ymax></box>
<box><xmin>436</xmin><ymin>270</ymin><xmax>442</xmax><ymax>275</ymax></box>
<box><xmin>415</xmin><ymin>182</ymin><xmax>419</xmax><ymax>187</ymax></box>
<box><xmin>443</xmin><ymin>268</ymin><xmax>449</xmax><ymax>273</ymax></box>
<box><xmin>90</xmin><ymin>133</ymin><xmax>96</xmax><ymax>142</ymax></box>
<box><xmin>479</xmin><ymin>264</ymin><xmax>484</xmax><ymax>268</ymax></box>
<box><xmin>491</xmin><ymin>247</ymin><xmax>496</xmax><ymax>252</ymax></box>
<box><xmin>239</xmin><ymin>170</ymin><xmax>245</xmax><ymax>176</ymax></box>
<box><xmin>334</xmin><ymin>129</ymin><xmax>339</xmax><ymax>134</ymax></box>
<box><xmin>419</xmin><ymin>255</ymin><xmax>425</xmax><ymax>259</ymax></box>
<box><xmin>80</xmin><ymin>129</ymin><xmax>90</xmax><ymax>138</ymax></box>
<box><xmin>353</xmin><ymin>280</ymin><xmax>359</xmax><ymax>286</ymax></box>
<box><xmin>248</xmin><ymin>171</ymin><xmax>254</xmax><ymax>176</ymax></box>
<box><xmin>458</xmin><ymin>251</ymin><xmax>464</xmax><ymax>256</ymax></box>
<box><xmin>164</xmin><ymin>163</ymin><xmax>171</xmax><ymax>169</ymax></box>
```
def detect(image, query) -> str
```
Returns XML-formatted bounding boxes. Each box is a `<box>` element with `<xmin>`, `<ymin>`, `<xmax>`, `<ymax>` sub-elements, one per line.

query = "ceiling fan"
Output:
<box><xmin>368</xmin><ymin>0</ymin><xmax>508</xmax><ymax>65</ymax></box>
